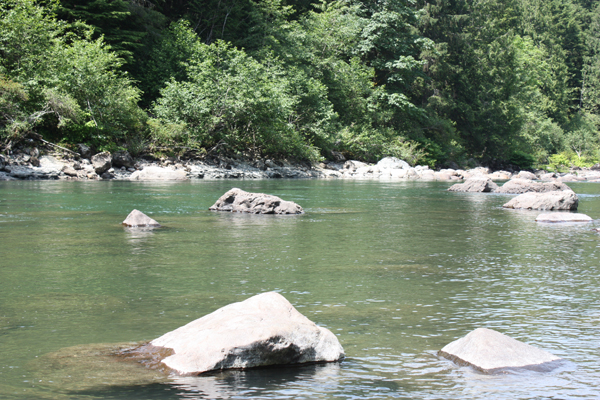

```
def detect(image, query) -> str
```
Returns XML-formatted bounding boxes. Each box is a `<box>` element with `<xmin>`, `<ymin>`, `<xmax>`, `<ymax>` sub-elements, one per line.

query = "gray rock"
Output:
<box><xmin>77</xmin><ymin>144</ymin><xmax>92</xmax><ymax>159</ymax></box>
<box><xmin>130</xmin><ymin>292</ymin><xmax>344</xmax><ymax>375</ymax></box>
<box><xmin>495</xmin><ymin>179</ymin><xmax>570</xmax><ymax>194</ymax></box>
<box><xmin>209</xmin><ymin>188</ymin><xmax>303</xmax><ymax>214</ymax></box>
<box><xmin>439</xmin><ymin>328</ymin><xmax>562</xmax><ymax>373</ymax></box>
<box><xmin>0</xmin><ymin>171</ymin><xmax>16</xmax><ymax>181</ymax></box>
<box><xmin>448</xmin><ymin>177</ymin><xmax>499</xmax><ymax>192</ymax></box>
<box><xmin>535</xmin><ymin>212</ymin><xmax>592</xmax><ymax>223</ymax></box>
<box><xmin>0</xmin><ymin>154</ymin><xmax>5</xmax><ymax>170</ymax></box>
<box><xmin>112</xmin><ymin>151</ymin><xmax>135</xmax><ymax>168</ymax></box>
<box><xmin>91</xmin><ymin>152</ymin><xmax>112</xmax><ymax>174</ymax></box>
<box><xmin>62</xmin><ymin>166</ymin><xmax>79</xmax><ymax>177</ymax></box>
<box><xmin>376</xmin><ymin>157</ymin><xmax>410</xmax><ymax>170</ymax></box>
<box><xmin>343</xmin><ymin>160</ymin><xmax>369</xmax><ymax>172</ymax></box>
<box><xmin>129</xmin><ymin>166</ymin><xmax>188</xmax><ymax>181</ymax></box>
<box><xmin>122</xmin><ymin>209</ymin><xmax>161</xmax><ymax>227</ymax></box>
<box><xmin>516</xmin><ymin>171</ymin><xmax>537</xmax><ymax>180</ymax></box>
<box><xmin>503</xmin><ymin>190</ymin><xmax>578</xmax><ymax>211</ymax></box>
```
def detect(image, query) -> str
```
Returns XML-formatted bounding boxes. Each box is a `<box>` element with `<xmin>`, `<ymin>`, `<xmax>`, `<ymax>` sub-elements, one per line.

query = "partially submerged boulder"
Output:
<box><xmin>503</xmin><ymin>190</ymin><xmax>578</xmax><ymax>211</ymax></box>
<box><xmin>448</xmin><ymin>177</ymin><xmax>499</xmax><ymax>193</ymax></box>
<box><xmin>439</xmin><ymin>328</ymin><xmax>562</xmax><ymax>373</ymax></box>
<box><xmin>495</xmin><ymin>178</ymin><xmax>570</xmax><ymax>194</ymax></box>
<box><xmin>129</xmin><ymin>292</ymin><xmax>345</xmax><ymax>375</ymax></box>
<box><xmin>209</xmin><ymin>188</ymin><xmax>303</xmax><ymax>214</ymax></box>
<box><xmin>535</xmin><ymin>212</ymin><xmax>592</xmax><ymax>223</ymax></box>
<box><xmin>122</xmin><ymin>209</ymin><xmax>161</xmax><ymax>227</ymax></box>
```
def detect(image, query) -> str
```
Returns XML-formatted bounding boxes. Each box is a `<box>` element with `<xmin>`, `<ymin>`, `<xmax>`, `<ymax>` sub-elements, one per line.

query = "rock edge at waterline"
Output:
<box><xmin>209</xmin><ymin>188</ymin><xmax>304</xmax><ymax>214</ymax></box>
<box><xmin>439</xmin><ymin>328</ymin><xmax>563</xmax><ymax>373</ymax></box>
<box><xmin>126</xmin><ymin>292</ymin><xmax>345</xmax><ymax>376</ymax></box>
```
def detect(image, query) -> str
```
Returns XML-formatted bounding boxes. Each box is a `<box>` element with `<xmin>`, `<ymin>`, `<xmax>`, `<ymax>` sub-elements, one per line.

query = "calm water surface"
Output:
<box><xmin>1</xmin><ymin>179</ymin><xmax>600</xmax><ymax>399</ymax></box>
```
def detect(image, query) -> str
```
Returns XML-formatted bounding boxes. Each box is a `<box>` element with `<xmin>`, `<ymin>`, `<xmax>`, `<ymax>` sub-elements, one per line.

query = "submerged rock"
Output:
<box><xmin>122</xmin><ymin>209</ymin><xmax>161</xmax><ymax>227</ymax></box>
<box><xmin>535</xmin><ymin>212</ymin><xmax>592</xmax><ymax>223</ymax></box>
<box><xmin>209</xmin><ymin>188</ymin><xmax>303</xmax><ymax>214</ymax></box>
<box><xmin>502</xmin><ymin>190</ymin><xmax>578</xmax><ymax>211</ymax></box>
<box><xmin>439</xmin><ymin>328</ymin><xmax>562</xmax><ymax>373</ymax></box>
<box><xmin>448</xmin><ymin>177</ymin><xmax>498</xmax><ymax>193</ymax></box>
<box><xmin>495</xmin><ymin>179</ymin><xmax>570</xmax><ymax>194</ymax></box>
<box><xmin>129</xmin><ymin>292</ymin><xmax>345</xmax><ymax>375</ymax></box>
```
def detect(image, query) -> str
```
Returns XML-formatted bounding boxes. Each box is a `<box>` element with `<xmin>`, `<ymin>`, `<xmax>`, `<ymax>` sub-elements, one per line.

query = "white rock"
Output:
<box><xmin>122</xmin><ymin>209</ymin><xmax>161</xmax><ymax>227</ymax></box>
<box><xmin>129</xmin><ymin>166</ymin><xmax>188</xmax><ymax>181</ymax></box>
<box><xmin>439</xmin><ymin>328</ymin><xmax>562</xmax><ymax>373</ymax></box>
<box><xmin>535</xmin><ymin>212</ymin><xmax>592</xmax><ymax>223</ymax></box>
<box><xmin>146</xmin><ymin>292</ymin><xmax>345</xmax><ymax>375</ymax></box>
<box><xmin>502</xmin><ymin>190</ymin><xmax>578</xmax><ymax>211</ymax></box>
<box><xmin>376</xmin><ymin>157</ymin><xmax>410</xmax><ymax>170</ymax></box>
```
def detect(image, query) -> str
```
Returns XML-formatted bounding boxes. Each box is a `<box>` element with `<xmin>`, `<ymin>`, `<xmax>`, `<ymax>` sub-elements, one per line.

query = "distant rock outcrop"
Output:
<box><xmin>495</xmin><ymin>179</ymin><xmax>570</xmax><ymax>194</ymax></box>
<box><xmin>502</xmin><ymin>190</ymin><xmax>578</xmax><ymax>211</ymax></box>
<box><xmin>129</xmin><ymin>166</ymin><xmax>188</xmax><ymax>181</ymax></box>
<box><xmin>126</xmin><ymin>292</ymin><xmax>345</xmax><ymax>375</ymax></box>
<box><xmin>448</xmin><ymin>177</ymin><xmax>499</xmax><ymax>192</ymax></box>
<box><xmin>439</xmin><ymin>328</ymin><xmax>562</xmax><ymax>373</ymax></box>
<box><xmin>122</xmin><ymin>210</ymin><xmax>161</xmax><ymax>227</ymax></box>
<box><xmin>209</xmin><ymin>188</ymin><xmax>303</xmax><ymax>214</ymax></box>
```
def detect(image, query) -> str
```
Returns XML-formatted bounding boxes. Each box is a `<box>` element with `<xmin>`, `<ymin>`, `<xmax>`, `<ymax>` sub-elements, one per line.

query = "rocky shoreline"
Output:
<box><xmin>2</xmin><ymin>145</ymin><xmax>600</xmax><ymax>182</ymax></box>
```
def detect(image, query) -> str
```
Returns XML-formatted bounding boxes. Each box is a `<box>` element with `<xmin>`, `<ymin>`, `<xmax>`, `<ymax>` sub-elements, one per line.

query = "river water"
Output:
<box><xmin>1</xmin><ymin>179</ymin><xmax>599</xmax><ymax>399</ymax></box>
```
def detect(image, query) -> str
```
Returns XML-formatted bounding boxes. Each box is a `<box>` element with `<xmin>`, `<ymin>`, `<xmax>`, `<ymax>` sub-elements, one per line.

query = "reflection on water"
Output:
<box><xmin>1</xmin><ymin>180</ymin><xmax>600</xmax><ymax>399</ymax></box>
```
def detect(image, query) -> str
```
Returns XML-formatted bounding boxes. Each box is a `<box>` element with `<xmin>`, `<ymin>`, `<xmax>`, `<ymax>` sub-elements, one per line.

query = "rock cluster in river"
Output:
<box><xmin>126</xmin><ymin>292</ymin><xmax>345</xmax><ymax>375</ymax></box>
<box><xmin>209</xmin><ymin>188</ymin><xmax>304</xmax><ymax>214</ymax></box>
<box><xmin>439</xmin><ymin>328</ymin><xmax>563</xmax><ymax>373</ymax></box>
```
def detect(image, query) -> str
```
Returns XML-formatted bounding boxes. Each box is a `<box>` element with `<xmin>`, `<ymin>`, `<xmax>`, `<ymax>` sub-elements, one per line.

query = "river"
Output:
<box><xmin>1</xmin><ymin>179</ymin><xmax>599</xmax><ymax>399</ymax></box>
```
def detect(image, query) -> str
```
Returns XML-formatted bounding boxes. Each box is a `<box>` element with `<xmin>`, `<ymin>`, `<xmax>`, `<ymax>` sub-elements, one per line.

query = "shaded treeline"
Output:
<box><xmin>1</xmin><ymin>0</ymin><xmax>600</xmax><ymax>169</ymax></box>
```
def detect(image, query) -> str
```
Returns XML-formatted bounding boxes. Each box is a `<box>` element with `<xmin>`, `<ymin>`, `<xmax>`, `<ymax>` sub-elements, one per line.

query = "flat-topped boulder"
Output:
<box><xmin>495</xmin><ymin>178</ymin><xmax>571</xmax><ymax>194</ymax></box>
<box><xmin>535</xmin><ymin>212</ymin><xmax>593</xmax><ymax>223</ymax></box>
<box><xmin>129</xmin><ymin>166</ymin><xmax>188</xmax><ymax>181</ymax></box>
<box><xmin>503</xmin><ymin>190</ymin><xmax>578</xmax><ymax>211</ymax></box>
<box><xmin>128</xmin><ymin>292</ymin><xmax>345</xmax><ymax>375</ymax></box>
<box><xmin>439</xmin><ymin>328</ymin><xmax>562</xmax><ymax>373</ymax></box>
<box><xmin>209</xmin><ymin>188</ymin><xmax>303</xmax><ymax>214</ymax></box>
<box><xmin>448</xmin><ymin>177</ymin><xmax>498</xmax><ymax>193</ymax></box>
<box><xmin>122</xmin><ymin>210</ymin><xmax>161</xmax><ymax>227</ymax></box>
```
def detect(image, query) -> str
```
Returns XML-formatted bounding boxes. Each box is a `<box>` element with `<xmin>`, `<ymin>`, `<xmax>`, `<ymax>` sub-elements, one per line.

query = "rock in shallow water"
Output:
<box><xmin>209</xmin><ymin>188</ymin><xmax>303</xmax><ymax>214</ymax></box>
<box><xmin>535</xmin><ymin>212</ymin><xmax>592</xmax><ymax>223</ymax></box>
<box><xmin>502</xmin><ymin>190</ymin><xmax>578</xmax><ymax>211</ymax></box>
<box><xmin>448</xmin><ymin>177</ymin><xmax>498</xmax><ymax>192</ymax></box>
<box><xmin>439</xmin><ymin>328</ymin><xmax>562</xmax><ymax>373</ymax></box>
<box><xmin>131</xmin><ymin>292</ymin><xmax>345</xmax><ymax>375</ymax></box>
<box><xmin>122</xmin><ymin>209</ymin><xmax>161</xmax><ymax>227</ymax></box>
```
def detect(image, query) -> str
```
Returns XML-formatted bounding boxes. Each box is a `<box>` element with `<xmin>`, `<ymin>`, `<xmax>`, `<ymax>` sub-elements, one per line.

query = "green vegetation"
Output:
<box><xmin>1</xmin><ymin>0</ymin><xmax>600</xmax><ymax>168</ymax></box>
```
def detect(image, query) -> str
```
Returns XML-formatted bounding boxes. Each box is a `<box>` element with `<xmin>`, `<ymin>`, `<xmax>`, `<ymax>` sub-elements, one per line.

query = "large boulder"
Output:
<box><xmin>376</xmin><ymin>157</ymin><xmax>410</xmax><ymax>170</ymax></box>
<box><xmin>495</xmin><ymin>178</ymin><xmax>570</xmax><ymax>194</ymax></box>
<box><xmin>91</xmin><ymin>152</ymin><xmax>112</xmax><ymax>174</ymax></box>
<box><xmin>448</xmin><ymin>177</ymin><xmax>499</xmax><ymax>193</ymax></box>
<box><xmin>439</xmin><ymin>328</ymin><xmax>562</xmax><ymax>373</ymax></box>
<box><xmin>535</xmin><ymin>212</ymin><xmax>592</xmax><ymax>223</ymax></box>
<box><xmin>129</xmin><ymin>166</ymin><xmax>188</xmax><ymax>181</ymax></box>
<box><xmin>112</xmin><ymin>151</ymin><xmax>135</xmax><ymax>169</ymax></box>
<box><xmin>209</xmin><ymin>188</ymin><xmax>303</xmax><ymax>214</ymax></box>
<box><xmin>122</xmin><ymin>209</ymin><xmax>161</xmax><ymax>227</ymax></box>
<box><xmin>502</xmin><ymin>190</ymin><xmax>578</xmax><ymax>211</ymax></box>
<box><xmin>128</xmin><ymin>292</ymin><xmax>345</xmax><ymax>375</ymax></box>
<box><xmin>516</xmin><ymin>171</ymin><xmax>537</xmax><ymax>180</ymax></box>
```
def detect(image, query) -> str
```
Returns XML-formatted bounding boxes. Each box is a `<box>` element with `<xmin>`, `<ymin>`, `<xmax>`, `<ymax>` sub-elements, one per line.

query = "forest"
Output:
<box><xmin>1</xmin><ymin>0</ymin><xmax>600</xmax><ymax>170</ymax></box>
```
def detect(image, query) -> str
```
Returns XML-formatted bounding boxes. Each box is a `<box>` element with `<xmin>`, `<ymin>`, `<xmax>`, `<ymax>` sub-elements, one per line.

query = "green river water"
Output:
<box><xmin>1</xmin><ymin>179</ymin><xmax>600</xmax><ymax>399</ymax></box>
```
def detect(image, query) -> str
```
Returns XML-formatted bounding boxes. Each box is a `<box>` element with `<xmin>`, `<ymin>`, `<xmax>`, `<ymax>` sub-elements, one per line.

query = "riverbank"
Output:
<box><xmin>2</xmin><ymin>145</ymin><xmax>600</xmax><ymax>183</ymax></box>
